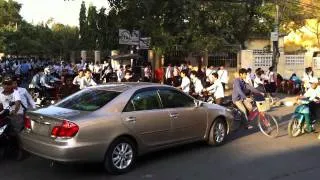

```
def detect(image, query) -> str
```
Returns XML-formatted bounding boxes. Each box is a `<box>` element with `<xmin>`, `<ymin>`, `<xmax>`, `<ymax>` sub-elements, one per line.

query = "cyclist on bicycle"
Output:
<box><xmin>232</xmin><ymin>68</ymin><xmax>264</xmax><ymax>129</ymax></box>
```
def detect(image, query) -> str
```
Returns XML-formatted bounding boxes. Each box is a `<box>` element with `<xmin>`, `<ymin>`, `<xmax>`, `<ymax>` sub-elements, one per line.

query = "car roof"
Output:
<box><xmin>88</xmin><ymin>82</ymin><xmax>171</xmax><ymax>92</ymax></box>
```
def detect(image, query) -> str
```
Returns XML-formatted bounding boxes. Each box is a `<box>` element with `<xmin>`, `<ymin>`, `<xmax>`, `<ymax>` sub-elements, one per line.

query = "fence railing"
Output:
<box><xmin>253</xmin><ymin>53</ymin><xmax>273</xmax><ymax>71</ymax></box>
<box><xmin>285</xmin><ymin>55</ymin><xmax>305</xmax><ymax>66</ymax></box>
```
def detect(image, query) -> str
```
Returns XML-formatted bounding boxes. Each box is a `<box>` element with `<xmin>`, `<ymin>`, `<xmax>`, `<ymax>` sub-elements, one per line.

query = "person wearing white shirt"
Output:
<box><xmin>13</xmin><ymin>62</ymin><xmax>21</xmax><ymax>76</ymax></box>
<box><xmin>204</xmin><ymin>72</ymin><xmax>224</xmax><ymax>105</ymax></box>
<box><xmin>266</xmin><ymin>66</ymin><xmax>277</xmax><ymax>94</ymax></box>
<box><xmin>102</xmin><ymin>61</ymin><xmax>109</xmax><ymax>69</ymax></box>
<box><xmin>303</xmin><ymin>78</ymin><xmax>320</xmax><ymax>101</ymax></box>
<box><xmin>206</xmin><ymin>66</ymin><xmax>216</xmax><ymax>77</ymax></box>
<box><xmin>302</xmin><ymin>67</ymin><xmax>316</xmax><ymax>91</ymax></box>
<box><xmin>218</xmin><ymin>66</ymin><xmax>228</xmax><ymax>90</ymax></box>
<box><xmin>190</xmin><ymin>70</ymin><xmax>204</xmax><ymax>96</ymax></box>
<box><xmin>94</xmin><ymin>63</ymin><xmax>101</xmax><ymax>74</ymax></box>
<box><xmin>89</xmin><ymin>62</ymin><xmax>94</xmax><ymax>72</ymax></box>
<box><xmin>245</xmin><ymin>68</ymin><xmax>255</xmax><ymax>86</ymax></box>
<box><xmin>12</xmin><ymin>76</ymin><xmax>36</xmax><ymax>110</ymax></box>
<box><xmin>80</xmin><ymin>70</ymin><xmax>97</xmax><ymax>89</ymax></box>
<box><xmin>0</xmin><ymin>78</ymin><xmax>23</xmax><ymax>133</ymax></box>
<box><xmin>165</xmin><ymin>64</ymin><xmax>173</xmax><ymax>84</ymax></box>
<box><xmin>254</xmin><ymin>70</ymin><xmax>265</xmax><ymax>91</ymax></box>
<box><xmin>93</xmin><ymin>63</ymin><xmax>102</xmax><ymax>83</ymax></box>
<box><xmin>117</xmin><ymin>66</ymin><xmax>124</xmax><ymax>82</ymax></box>
<box><xmin>73</xmin><ymin>69</ymin><xmax>84</xmax><ymax>86</ymax></box>
<box><xmin>178</xmin><ymin>70</ymin><xmax>190</xmax><ymax>94</ymax></box>
<box><xmin>300</xmin><ymin>77</ymin><xmax>320</xmax><ymax>135</ymax></box>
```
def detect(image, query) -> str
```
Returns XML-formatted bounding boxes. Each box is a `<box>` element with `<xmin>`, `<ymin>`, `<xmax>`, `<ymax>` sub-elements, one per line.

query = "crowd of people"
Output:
<box><xmin>0</xmin><ymin>57</ymin><xmax>287</xmax><ymax>108</ymax></box>
<box><xmin>2</xmin><ymin>56</ymin><xmax>320</xmax><ymax>158</ymax></box>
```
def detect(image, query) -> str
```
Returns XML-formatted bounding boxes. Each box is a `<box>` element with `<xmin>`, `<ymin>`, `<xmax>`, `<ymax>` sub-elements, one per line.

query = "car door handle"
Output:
<box><xmin>125</xmin><ymin>117</ymin><xmax>136</xmax><ymax>123</ymax></box>
<box><xmin>169</xmin><ymin>113</ymin><xmax>179</xmax><ymax>118</ymax></box>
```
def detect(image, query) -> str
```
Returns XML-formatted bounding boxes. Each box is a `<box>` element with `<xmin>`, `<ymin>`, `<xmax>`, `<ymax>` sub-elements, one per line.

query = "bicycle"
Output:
<box><xmin>223</xmin><ymin>97</ymin><xmax>279</xmax><ymax>138</ymax></box>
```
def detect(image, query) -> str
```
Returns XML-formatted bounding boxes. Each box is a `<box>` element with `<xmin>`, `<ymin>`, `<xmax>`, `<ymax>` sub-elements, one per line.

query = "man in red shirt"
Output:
<box><xmin>155</xmin><ymin>67</ymin><xmax>164</xmax><ymax>83</ymax></box>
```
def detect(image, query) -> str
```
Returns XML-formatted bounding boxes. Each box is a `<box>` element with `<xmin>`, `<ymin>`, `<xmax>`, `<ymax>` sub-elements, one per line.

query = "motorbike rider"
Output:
<box><xmin>0</xmin><ymin>76</ymin><xmax>24</xmax><ymax>160</ymax></box>
<box><xmin>12</xmin><ymin>76</ymin><xmax>36</xmax><ymax>112</ymax></box>
<box><xmin>232</xmin><ymin>68</ymin><xmax>264</xmax><ymax>129</ymax></box>
<box><xmin>29</xmin><ymin>68</ymin><xmax>43</xmax><ymax>98</ymax></box>
<box><xmin>40</xmin><ymin>67</ymin><xmax>61</xmax><ymax>100</ymax></box>
<box><xmin>0</xmin><ymin>77</ymin><xmax>22</xmax><ymax>131</ymax></box>
<box><xmin>203</xmin><ymin>72</ymin><xmax>224</xmax><ymax>105</ymax></box>
<box><xmin>298</xmin><ymin>77</ymin><xmax>320</xmax><ymax>133</ymax></box>
<box><xmin>40</xmin><ymin>67</ymin><xmax>60</xmax><ymax>88</ymax></box>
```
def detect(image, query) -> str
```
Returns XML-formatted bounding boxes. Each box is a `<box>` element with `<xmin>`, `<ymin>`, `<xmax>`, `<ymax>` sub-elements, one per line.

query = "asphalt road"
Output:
<box><xmin>1</xmin><ymin>105</ymin><xmax>320</xmax><ymax>180</ymax></box>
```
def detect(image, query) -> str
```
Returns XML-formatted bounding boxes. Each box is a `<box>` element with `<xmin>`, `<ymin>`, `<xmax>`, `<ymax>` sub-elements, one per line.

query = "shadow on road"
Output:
<box><xmin>2</xmin><ymin>136</ymin><xmax>320</xmax><ymax>180</ymax></box>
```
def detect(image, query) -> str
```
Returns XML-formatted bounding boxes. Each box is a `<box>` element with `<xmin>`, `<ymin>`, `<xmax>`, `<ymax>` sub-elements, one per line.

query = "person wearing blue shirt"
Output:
<box><xmin>20</xmin><ymin>61</ymin><xmax>30</xmax><ymax>76</ymax></box>
<box><xmin>232</xmin><ymin>68</ymin><xmax>264</xmax><ymax>129</ymax></box>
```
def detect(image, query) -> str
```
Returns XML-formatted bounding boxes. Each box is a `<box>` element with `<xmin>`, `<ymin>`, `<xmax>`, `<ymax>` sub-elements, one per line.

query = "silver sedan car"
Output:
<box><xmin>20</xmin><ymin>83</ymin><xmax>235</xmax><ymax>174</ymax></box>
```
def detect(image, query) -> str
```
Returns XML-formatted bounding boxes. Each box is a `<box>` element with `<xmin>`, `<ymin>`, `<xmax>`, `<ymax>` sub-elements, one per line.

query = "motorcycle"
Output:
<box><xmin>0</xmin><ymin>109</ymin><xmax>12</xmax><ymax>160</ymax></box>
<box><xmin>288</xmin><ymin>98</ymin><xmax>317</xmax><ymax>137</ymax></box>
<box><xmin>36</xmin><ymin>80</ymin><xmax>61</xmax><ymax>107</ymax></box>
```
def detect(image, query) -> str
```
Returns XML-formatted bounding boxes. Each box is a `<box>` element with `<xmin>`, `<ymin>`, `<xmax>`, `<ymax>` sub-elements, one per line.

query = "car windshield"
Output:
<box><xmin>55</xmin><ymin>89</ymin><xmax>121</xmax><ymax>111</ymax></box>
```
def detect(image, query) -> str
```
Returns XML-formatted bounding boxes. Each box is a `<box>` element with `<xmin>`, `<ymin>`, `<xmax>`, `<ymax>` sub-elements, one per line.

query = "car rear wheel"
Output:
<box><xmin>104</xmin><ymin>137</ymin><xmax>137</xmax><ymax>175</ymax></box>
<box><xmin>207</xmin><ymin>118</ymin><xmax>227</xmax><ymax>146</ymax></box>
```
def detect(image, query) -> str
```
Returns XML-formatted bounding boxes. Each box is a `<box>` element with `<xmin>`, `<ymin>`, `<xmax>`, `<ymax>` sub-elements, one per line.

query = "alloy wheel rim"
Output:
<box><xmin>112</xmin><ymin>143</ymin><xmax>133</xmax><ymax>170</ymax></box>
<box><xmin>214</xmin><ymin>123</ymin><xmax>225</xmax><ymax>143</ymax></box>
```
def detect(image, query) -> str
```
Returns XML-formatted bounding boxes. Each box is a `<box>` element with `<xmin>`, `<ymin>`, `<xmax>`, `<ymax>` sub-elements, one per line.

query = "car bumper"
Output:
<box><xmin>19</xmin><ymin>130</ymin><xmax>107</xmax><ymax>162</ymax></box>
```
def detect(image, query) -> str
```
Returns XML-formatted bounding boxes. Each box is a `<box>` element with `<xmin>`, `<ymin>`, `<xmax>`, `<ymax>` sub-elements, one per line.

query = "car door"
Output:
<box><xmin>121</xmin><ymin>88</ymin><xmax>172</xmax><ymax>147</ymax></box>
<box><xmin>158</xmin><ymin>88</ymin><xmax>207</xmax><ymax>142</ymax></box>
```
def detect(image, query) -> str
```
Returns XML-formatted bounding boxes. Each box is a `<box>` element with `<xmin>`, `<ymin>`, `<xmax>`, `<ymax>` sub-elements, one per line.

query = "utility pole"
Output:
<box><xmin>272</xmin><ymin>2</ymin><xmax>280</xmax><ymax>72</ymax></box>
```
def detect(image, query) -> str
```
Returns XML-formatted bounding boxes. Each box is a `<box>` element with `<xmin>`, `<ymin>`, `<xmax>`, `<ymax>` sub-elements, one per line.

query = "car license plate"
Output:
<box><xmin>32</xmin><ymin>121</ymin><xmax>50</xmax><ymax>136</ymax></box>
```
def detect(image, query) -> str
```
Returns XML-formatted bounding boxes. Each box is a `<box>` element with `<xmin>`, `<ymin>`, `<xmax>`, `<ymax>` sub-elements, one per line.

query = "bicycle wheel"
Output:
<box><xmin>257</xmin><ymin>112</ymin><xmax>279</xmax><ymax>138</ymax></box>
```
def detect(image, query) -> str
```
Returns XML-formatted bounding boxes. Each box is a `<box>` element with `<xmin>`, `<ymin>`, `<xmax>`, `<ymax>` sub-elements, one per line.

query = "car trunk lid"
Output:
<box><xmin>26</xmin><ymin>106</ymin><xmax>86</xmax><ymax>137</ymax></box>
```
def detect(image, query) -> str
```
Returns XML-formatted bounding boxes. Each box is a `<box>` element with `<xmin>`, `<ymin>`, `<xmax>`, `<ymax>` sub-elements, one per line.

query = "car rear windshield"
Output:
<box><xmin>55</xmin><ymin>89</ymin><xmax>121</xmax><ymax>111</ymax></box>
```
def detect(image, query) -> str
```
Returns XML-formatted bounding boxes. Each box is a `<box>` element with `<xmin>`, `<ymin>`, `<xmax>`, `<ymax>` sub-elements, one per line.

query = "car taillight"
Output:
<box><xmin>24</xmin><ymin>115</ymin><xmax>31</xmax><ymax>129</ymax></box>
<box><xmin>51</xmin><ymin>120</ymin><xmax>79</xmax><ymax>138</ymax></box>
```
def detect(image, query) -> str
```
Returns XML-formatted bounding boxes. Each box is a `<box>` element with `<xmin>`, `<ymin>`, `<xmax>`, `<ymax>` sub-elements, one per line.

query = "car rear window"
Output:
<box><xmin>55</xmin><ymin>89</ymin><xmax>121</xmax><ymax>111</ymax></box>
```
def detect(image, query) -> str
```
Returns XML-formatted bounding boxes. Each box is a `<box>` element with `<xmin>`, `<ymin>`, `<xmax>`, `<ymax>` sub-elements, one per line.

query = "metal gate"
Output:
<box><xmin>208</xmin><ymin>52</ymin><xmax>237</xmax><ymax>67</ymax></box>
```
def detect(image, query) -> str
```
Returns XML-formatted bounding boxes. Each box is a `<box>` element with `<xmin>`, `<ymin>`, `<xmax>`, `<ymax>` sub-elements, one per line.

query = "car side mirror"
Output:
<box><xmin>194</xmin><ymin>100</ymin><xmax>203</xmax><ymax>108</ymax></box>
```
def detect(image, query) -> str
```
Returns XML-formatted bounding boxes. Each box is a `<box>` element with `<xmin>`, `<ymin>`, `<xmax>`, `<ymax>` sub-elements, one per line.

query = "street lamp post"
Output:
<box><xmin>272</xmin><ymin>2</ymin><xmax>280</xmax><ymax>72</ymax></box>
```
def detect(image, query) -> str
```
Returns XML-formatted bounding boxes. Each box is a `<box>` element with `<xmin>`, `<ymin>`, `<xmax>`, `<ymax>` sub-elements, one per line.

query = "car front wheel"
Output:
<box><xmin>207</xmin><ymin>118</ymin><xmax>227</xmax><ymax>146</ymax></box>
<box><xmin>104</xmin><ymin>138</ymin><xmax>137</xmax><ymax>174</ymax></box>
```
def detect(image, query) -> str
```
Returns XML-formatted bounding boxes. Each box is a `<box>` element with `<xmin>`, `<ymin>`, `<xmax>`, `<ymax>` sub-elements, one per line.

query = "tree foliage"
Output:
<box><xmin>0</xmin><ymin>0</ymin><xmax>21</xmax><ymax>27</ymax></box>
<box><xmin>0</xmin><ymin>0</ymin><xmax>79</xmax><ymax>57</ymax></box>
<box><xmin>104</xmin><ymin>0</ymin><xmax>307</xmax><ymax>54</ymax></box>
<box><xmin>0</xmin><ymin>0</ymin><xmax>315</xmax><ymax>57</ymax></box>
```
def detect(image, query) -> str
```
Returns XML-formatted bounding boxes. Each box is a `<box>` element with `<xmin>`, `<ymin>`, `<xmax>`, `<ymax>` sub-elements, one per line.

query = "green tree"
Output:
<box><xmin>52</xmin><ymin>23</ymin><xmax>80</xmax><ymax>59</ymax></box>
<box><xmin>79</xmin><ymin>1</ymin><xmax>88</xmax><ymax>49</ymax></box>
<box><xmin>0</xmin><ymin>0</ymin><xmax>22</xmax><ymax>27</ymax></box>
<box><xmin>87</xmin><ymin>5</ymin><xmax>98</xmax><ymax>50</ymax></box>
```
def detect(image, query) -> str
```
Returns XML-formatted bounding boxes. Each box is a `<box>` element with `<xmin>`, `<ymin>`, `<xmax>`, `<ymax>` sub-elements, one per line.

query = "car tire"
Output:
<box><xmin>104</xmin><ymin>137</ymin><xmax>137</xmax><ymax>175</ymax></box>
<box><xmin>207</xmin><ymin>118</ymin><xmax>227</xmax><ymax>146</ymax></box>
